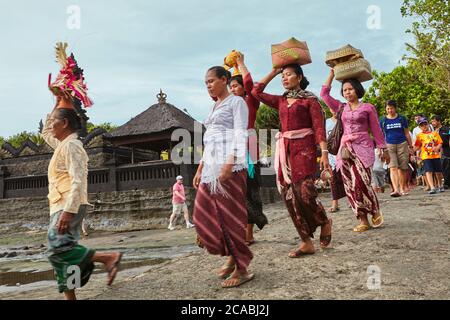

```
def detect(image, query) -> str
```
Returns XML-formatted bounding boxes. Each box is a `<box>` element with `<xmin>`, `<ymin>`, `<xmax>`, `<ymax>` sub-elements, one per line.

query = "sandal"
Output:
<box><xmin>328</xmin><ymin>207</ymin><xmax>340</xmax><ymax>213</ymax></box>
<box><xmin>221</xmin><ymin>273</ymin><xmax>255</xmax><ymax>288</ymax></box>
<box><xmin>218</xmin><ymin>263</ymin><xmax>235</xmax><ymax>279</ymax></box>
<box><xmin>196</xmin><ymin>235</ymin><xmax>204</xmax><ymax>248</ymax></box>
<box><xmin>353</xmin><ymin>224</ymin><xmax>370</xmax><ymax>232</ymax></box>
<box><xmin>390</xmin><ymin>192</ymin><xmax>401</xmax><ymax>197</ymax></box>
<box><xmin>288</xmin><ymin>248</ymin><xmax>315</xmax><ymax>258</ymax></box>
<box><xmin>320</xmin><ymin>219</ymin><xmax>333</xmax><ymax>248</ymax></box>
<box><xmin>371</xmin><ymin>212</ymin><xmax>384</xmax><ymax>228</ymax></box>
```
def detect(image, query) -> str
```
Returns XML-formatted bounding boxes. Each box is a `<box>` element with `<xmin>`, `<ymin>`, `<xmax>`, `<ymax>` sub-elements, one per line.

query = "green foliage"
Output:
<box><xmin>29</xmin><ymin>134</ymin><xmax>45</xmax><ymax>146</ymax></box>
<box><xmin>255</xmin><ymin>104</ymin><xmax>279</xmax><ymax>157</ymax></box>
<box><xmin>5</xmin><ymin>131</ymin><xmax>38</xmax><ymax>148</ymax></box>
<box><xmin>400</xmin><ymin>0</ymin><xmax>449</xmax><ymax>92</ymax></box>
<box><xmin>365</xmin><ymin>0</ymin><xmax>449</xmax><ymax>127</ymax></box>
<box><xmin>0</xmin><ymin>122</ymin><xmax>117</xmax><ymax>150</ymax></box>
<box><xmin>86</xmin><ymin>122</ymin><xmax>118</xmax><ymax>133</ymax></box>
<box><xmin>319</xmin><ymin>99</ymin><xmax>333</xmax><ymax>119</ymax></box>
<box><xmin>364</xmin><ymin>66</ymin><xmax>449</xmax><ymax>126</ymax></box>
<box><xmin>401</xmin><ymin>0</ymin><xmax>449</xmax><ymax>41</ymax></box>
<box><xmin>255</xmin><ymin>104</ymin><xmax>280</xmax><ymax>131</ymax></box>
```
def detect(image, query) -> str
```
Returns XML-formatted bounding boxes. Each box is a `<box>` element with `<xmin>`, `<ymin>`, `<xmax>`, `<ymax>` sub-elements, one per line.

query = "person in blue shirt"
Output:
<box><xmin>380</xmin><ymin>100</ymin><xmax>413</xmax><ymax>197</ymax></box>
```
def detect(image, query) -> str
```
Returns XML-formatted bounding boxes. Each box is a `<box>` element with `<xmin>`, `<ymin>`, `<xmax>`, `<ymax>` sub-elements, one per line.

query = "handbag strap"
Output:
<box><xmin>337</xmin><ymin>106</ymin><xmax>344</xmax><ymax>120</ymax></box>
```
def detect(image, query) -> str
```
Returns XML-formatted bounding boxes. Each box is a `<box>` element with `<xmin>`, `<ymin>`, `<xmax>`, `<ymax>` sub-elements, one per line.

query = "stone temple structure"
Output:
<box><xmin>0</xmin><ymin>91</ymin><xmax>278</xmax><ymax>233</ymax></box>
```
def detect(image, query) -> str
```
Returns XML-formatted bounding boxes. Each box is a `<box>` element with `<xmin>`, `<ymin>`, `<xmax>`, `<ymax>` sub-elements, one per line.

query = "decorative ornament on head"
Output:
<box><xmin>223</xmin><ymin>50</ymin><xmax>242</xmax><ymax>76</ymax></box>
<box><xmin>48</xmin><ymin>42</ymin><xmax>93</xmax><ymax>109</ymax></box>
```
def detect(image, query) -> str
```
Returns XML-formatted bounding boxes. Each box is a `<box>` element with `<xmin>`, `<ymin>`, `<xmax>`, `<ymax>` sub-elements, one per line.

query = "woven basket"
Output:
<box><xmin>271</xmin><ymin>37</ymin><xmax>312</xmax><ymax>68</ymax></box>
<box><xmin>334</xmin><ymin>58</ymin><xmax>373</xmax><ymax>82</ymax></box>
<box><xmin>325</xmin><ymin>44</ymin><xmax>363</xmax><ymax>67</ymax></box>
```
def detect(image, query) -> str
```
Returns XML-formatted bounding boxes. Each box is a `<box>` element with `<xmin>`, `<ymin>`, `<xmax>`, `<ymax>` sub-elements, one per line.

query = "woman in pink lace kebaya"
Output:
<box><xmin>320</xmin><ymin>69</ymin><xmax>390</xmax><ymax>232</ymax></box>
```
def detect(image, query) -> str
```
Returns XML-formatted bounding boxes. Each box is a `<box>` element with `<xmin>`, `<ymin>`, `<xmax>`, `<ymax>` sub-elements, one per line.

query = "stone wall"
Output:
<box><xmin>0</xmin><ymin>150</ymin><xmax>110</xmax><ymax>177</ymax></box>
<box><xmin>1</xmin><ymin>153</ymin><xmax>51</xmax><ymax>176</ymax></box>
<box><xmin>0</xmin><ymin>147</ymin><xmax>159</xmax><ymax>177</ymax></box>
<box><xmin>0</xmin><ymin>187</ymin><xmax>280</xmax><ymax>233</ymax></box>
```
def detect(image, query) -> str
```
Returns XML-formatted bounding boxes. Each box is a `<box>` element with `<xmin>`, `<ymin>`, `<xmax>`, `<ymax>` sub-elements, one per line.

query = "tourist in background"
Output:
<box><xmin>372</xmin><ymin>147</ymin><xmax>387</xmax><ymax>193</ymax></box>
<box><xmin>431</xmin><ymin>115</ymin><xmax>450</xmax><ymax>189</ymax></box>
<box><xmin>414</xmin><ymin>116</ymin><xmax>444</xmax><ymax>194</ymax></box>
<box><xmin>379</xmin><ymin>100</ymin><xmax>413</xmax><ymax>197</ymax></box>
<box><xmin>168</xmin><ymin>175</ymin><xmax>195</xmax><ymax>230</ymax></box>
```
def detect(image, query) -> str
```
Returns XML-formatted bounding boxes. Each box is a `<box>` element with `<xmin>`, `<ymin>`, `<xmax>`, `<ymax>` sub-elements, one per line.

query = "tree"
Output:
<box><xmin>401</xmin><ymin>0</ymin><xmax>450</xmax><ymax>92</ymax></box>
<box><xmin>364</xmin><ymin>66</ymin><xmax>449</xmax><ymax>126</ymax></box>
<box><xmin>0</xmin><ymin>121</ymin><xmax>117</xmax><ymax>150</ymax></box>
<box><xmin>255</xmin><ymin>104</ymin><xmax>280</xmax><ymax>131</ymax></box>
<box><xmin>86</xmin><ymin>122</ymin><xmax>118</xmax><ymax>133</ymax></box>
<box><xmin>365</xmin><ymin>0</ymin><xmax>449</xmax><ymax>127</ymax></box>
<box><xmin>29</xmin><ymin>134</ymin><xmax>45</xmax><ymax>146</ymax></box>
<box><xmin>255</xmin><ymin>104</ymin><xmax>279</xmax><ymax>158</ymax></box>
<box><xmin>6</xmin><ymin>131</ymin><xmax>37</xmax><ymax>148</ymax></box>
<box><xmin>319</xmin><ymin>99</ymin><xmax>333</xmax><ymax>119</ymax></box>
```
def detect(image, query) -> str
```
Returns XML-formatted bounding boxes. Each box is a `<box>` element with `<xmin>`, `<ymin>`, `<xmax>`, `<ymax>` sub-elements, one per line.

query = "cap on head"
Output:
<box><xmin>176</xmin><ymin>175</ymin><xmax>183</xmax><ymax>181</ymax></box>
<box><xmin>417</xmin><ymin>116</ymin><xmax>428</xmax><ymax>125</ymax></box>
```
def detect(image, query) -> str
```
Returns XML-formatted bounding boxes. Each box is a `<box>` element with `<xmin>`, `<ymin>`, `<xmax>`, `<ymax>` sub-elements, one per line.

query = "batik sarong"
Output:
<box><xmin>280</xmin><ymin>177</ymin><xmax>329</xmax><ymax>241</ymax></box>
<box><xmin>47</xmin><ymin>205</ymin><xmax>95</xmax><ymax>293</ymax></box>
<box><xmin>339</xmin><ymin>150</ymin><xmax>381</xmax><ymax>219</ymax></box>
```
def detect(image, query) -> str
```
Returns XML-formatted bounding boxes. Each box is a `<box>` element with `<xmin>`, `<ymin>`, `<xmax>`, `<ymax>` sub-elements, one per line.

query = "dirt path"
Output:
<box><xmin>1</xmin><ymin>188</ymin><xmax>449</xmax><ymax>300</ymax></box>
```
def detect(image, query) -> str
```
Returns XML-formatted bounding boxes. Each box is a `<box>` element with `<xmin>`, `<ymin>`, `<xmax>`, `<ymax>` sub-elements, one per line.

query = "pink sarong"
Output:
<box><xmin>274</xmin><ymin>128</ymin><xmax>314</xmax><ymax>191</ymax></box>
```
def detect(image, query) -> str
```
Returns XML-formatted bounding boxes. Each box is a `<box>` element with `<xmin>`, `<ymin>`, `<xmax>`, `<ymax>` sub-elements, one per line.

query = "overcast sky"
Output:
<box><xmin>0</xmin><ymin>0</ymin><xmax>414</xmax><ymax>137</ymax></box>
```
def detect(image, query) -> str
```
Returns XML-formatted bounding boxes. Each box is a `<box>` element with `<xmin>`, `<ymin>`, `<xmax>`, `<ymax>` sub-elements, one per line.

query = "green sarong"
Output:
<box><xmin>47</xmin><ymin>206</ymin><xmax>95</xmax><ymax>293</ymax></box>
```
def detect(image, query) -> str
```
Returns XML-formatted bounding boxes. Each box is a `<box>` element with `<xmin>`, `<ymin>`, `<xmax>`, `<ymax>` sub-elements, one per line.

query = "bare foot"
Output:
<box><xmin>105</xmin><ymin>252</ymin><xmax>122</xmax><ymax>286</ymax></box>
<box><xmin>288</xmin><ymin>242</ymin><xmax>315</xmax><ymax>258</ymax></box>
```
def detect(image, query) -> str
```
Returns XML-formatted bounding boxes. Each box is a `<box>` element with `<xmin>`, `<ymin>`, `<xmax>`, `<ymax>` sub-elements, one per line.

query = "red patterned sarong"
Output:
<box><xmin>193</xmin><ymin>171</ymin><xmax>252</xmax><ymax>271</ymax></box>
<box><xmin>280</xmin><ymin>178</ymin><xmax>329</xmax><ymax>241</ymax></box>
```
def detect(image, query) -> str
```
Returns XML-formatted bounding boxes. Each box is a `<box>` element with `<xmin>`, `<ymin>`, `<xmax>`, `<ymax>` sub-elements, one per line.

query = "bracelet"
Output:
<box><xmin>321</xmin><ymin>150</ymin><xmax>329</xmax><ymax>153</ymax></box>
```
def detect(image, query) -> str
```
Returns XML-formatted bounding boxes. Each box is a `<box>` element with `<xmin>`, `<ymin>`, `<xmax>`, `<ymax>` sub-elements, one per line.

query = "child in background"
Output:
<box><xmin>414</xmin><ymin>117</ymin><xmax>444</xmax><ymax>194</ymax></box>
<box><xmin>372</xmin><ymin>148</ymin><xmax>386</xmax><ymax>193</ymax></box>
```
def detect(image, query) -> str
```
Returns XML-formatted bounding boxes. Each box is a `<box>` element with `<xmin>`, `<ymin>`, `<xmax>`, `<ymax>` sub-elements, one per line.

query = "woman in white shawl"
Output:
<box><xmin>193</xmin><ymin>66</ymin><xmax>254</xmax><ymax>288</ymax></box>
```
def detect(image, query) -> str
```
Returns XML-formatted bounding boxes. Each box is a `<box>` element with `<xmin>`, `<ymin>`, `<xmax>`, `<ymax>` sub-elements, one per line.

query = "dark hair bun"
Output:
<box><xmin>300</xmin><ymin>77</ymin><xmax>309</xmax><ymax>90</ymax></box>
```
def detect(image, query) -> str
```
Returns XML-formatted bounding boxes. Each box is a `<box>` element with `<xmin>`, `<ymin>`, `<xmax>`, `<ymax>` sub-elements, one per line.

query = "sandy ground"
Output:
<box><xmin>0</xmin><ymin>187</ymin><xmax>449</xmax><ymax>300</ymax></box>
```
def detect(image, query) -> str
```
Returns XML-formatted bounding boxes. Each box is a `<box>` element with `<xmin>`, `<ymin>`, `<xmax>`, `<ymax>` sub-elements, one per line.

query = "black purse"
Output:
<box><xmin>327</xmin><ymin>107</ymin><xmax>344</xmax><ymax>155</ymax></box>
